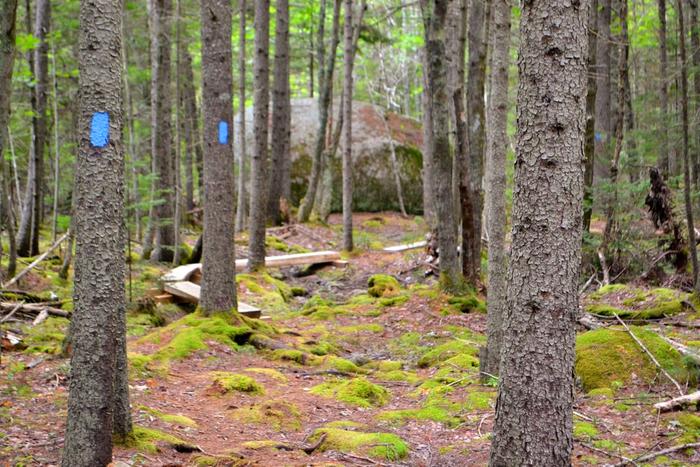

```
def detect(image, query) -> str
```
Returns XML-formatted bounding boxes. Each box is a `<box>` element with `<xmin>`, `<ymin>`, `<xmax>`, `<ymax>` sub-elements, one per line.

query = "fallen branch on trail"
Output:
<box><xmin>611</xmin><ymin>442</ymin><xmax>700</xmax><ymax>466</ymax></box>
<box><xmin>653</xmin><ymin>390</ymin><xmax>700</xmax><ymax>412</ymax></box>
<box><xmin>0</xmin><ymin>301</ymin><xmax>70</xmax><ymax>319</ymax></box>
<box><xmin>613</xmin><ymin>313</ymin><xmax>685</xmax><ymax>396</ymax></box>
<box><xmin>1</xmin><ymin>231</ymin><xmax>70</xmax><ymax>289</ymax></box>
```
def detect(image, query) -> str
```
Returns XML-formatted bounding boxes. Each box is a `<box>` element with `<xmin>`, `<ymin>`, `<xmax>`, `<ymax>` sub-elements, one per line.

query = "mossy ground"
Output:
<box><xmin>311</xmin><ymin>377</ymin><xmax>390</xmax><ymax>407</ymax></box>
<box><xmin>585</xmin><ymin>285</ymin><xmax>688</xmax><ymax>319</ymax></box>
<box><xmin>310</xmin><ymin>425</ymin><xmax>409</xmax><ymax>460</ymax></box>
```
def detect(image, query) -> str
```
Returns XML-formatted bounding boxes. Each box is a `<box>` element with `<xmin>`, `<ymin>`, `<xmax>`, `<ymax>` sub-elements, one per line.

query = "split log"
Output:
<box><xmin>2</xmin><ymin>231</ymin><xmax>70</xmax><ymax>289</ymax></box>
<box><xmin>653</xmin><ymin>390</ymin><xmax>700</xmax><ymax>412</ymax></box>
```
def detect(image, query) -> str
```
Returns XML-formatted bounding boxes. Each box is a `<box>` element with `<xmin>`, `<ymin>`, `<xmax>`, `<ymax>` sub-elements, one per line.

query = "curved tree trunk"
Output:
<box><xmin>62</xmin><ymin>0</ymin><xmax>130</xmax><ymax>462</ymax></box>
<box><xmin>248</xmin><ymin>0</ymin><xmax>270</xmax><ymax>270</ymax></box>
<box><xmin>481</xmin><ymin>0</ymin><xmax>510</xmax><ymax>380</ymax></box>
<box><xmin>489</xmin><ymin>0</ymin><xmax>588</xmax><ymax>463</ymax></box>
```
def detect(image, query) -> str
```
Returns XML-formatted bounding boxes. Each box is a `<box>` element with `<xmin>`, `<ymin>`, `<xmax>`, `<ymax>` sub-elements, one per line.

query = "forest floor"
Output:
<box><xmin>1</xmin><ymin>212</ymin><xmax>700</xmax><ymax>466</ymax></box>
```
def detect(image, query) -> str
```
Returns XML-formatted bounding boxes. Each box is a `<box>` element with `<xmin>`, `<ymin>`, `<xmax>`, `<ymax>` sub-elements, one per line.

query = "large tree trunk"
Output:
<box><xmin>248</xmin><ymin>0</ymin><xmax>270</xmax><ymax>270</ymax></box>
<box><xmin>462</xmin><ymin>0</ymin><xmax>489</xmax><ymax>284</ymax></box>
<box><xmin>690</xmin><ymin>0</ymin><xmax>700</xmax><ymax>187</ymax></box>
<box><xmin>481</xmin><ymin>0</ymin><xmax>510</xmax><ymax>380</ymax></box>
<box><xmin>297</xmin><ymin>0</ymin><xmax>342</xmax><ymax>222</ymax></box>
<box><xmin>421</xmin><ymin>0</ymin><xmax>461</xmax><ymax>290</ymax></box>
<box><xmin>594</xmin><ymin>0</ymin><xmax>611</xmax><ymax>180</ymax></box>
<box><xmin>582</xmin><ymin>0</ymin><xmax>597</xmax><ymax>232</ymax></box>
<box><xmin>150</xmin><ymin>0</ymin><xmax>175</xmax><ymax>263</ymax></box>
<box><xmin>658</xmin><ymin>0</ymin><xmax>669</xmax><ymax>176</ymax></box>
<box><xmin>489</xmin><ymin>0</ymin><xmax>588</xmax><ymax>463</ymax></box>
<box><xmin>62</xmin><ymin>0</ymin><xmax>130</xmax><ymax>463</ymax></box>
<box><xmin>235</xmin><ymin>1</ymin><xmax>248</xmax><ymax>233</ymax></box>
<box><xmin>268</xmin><ymin>0</ymin><xmax>291</xmax><ymax>225</ymax></box>
<box><xmin>17</xmin><ymin>0</ymin><xmax>50</xmax><ymax>258</ymax></box>
<box><xmin>200</xmin><ymin>0</ymin><xmax>237</xmax><ymax>313</ymax></box>
<box><xmin>677</xmin><ymin>0</ymin><xmax>700</xmax><ymax>294</ymax></box>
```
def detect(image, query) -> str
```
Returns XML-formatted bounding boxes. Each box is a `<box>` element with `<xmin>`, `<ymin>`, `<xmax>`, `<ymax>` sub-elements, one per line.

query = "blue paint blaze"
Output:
<box><xmin>90</xmin><ymin>112</ymin><xmax>110</xmax><ymax>148</ymax></box>
<box><xmin>594</xmin><ymin>131</ymin><xmax>603</xmax><ymax>143</ymax></box>
<box><xmin>218</xmin><ymin>121</ymin><xmax>229</xmax><ymax>145</ymax></box>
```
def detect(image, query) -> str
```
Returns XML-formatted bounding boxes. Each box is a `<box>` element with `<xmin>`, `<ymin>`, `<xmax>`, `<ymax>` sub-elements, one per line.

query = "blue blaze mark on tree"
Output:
<box><xmin>218</xmin><ymin>120</ymin><xmax>229</xmax><ymax>145</ymax></box>
<box><xmin>90</xmin><ymin>112</ymin><xmax>110</xmax><ymax>148</ymax></box>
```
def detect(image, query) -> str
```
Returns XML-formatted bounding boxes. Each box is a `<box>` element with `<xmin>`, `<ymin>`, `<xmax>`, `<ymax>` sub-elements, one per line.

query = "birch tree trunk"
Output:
<box><xmin>62</xmin><ymin>0</ymin><xmax>131</xmax><ymax>462</ymax></box>
<box><xmin>489</xmin><ymin>0</ymin><xmax>588</xmax><ymax>463</ymax></box>
<box><xmin>481</xmin><ymin>0</ymin><xmax>510</xmax><ymax>379</ymax></box>
<box><xmin>200</xmin><ymin>0</ymin><xmax>237</xmax><ymax>313</ymax></box>
<box><xmin>248</xmin><ymin>0</ymin><xmax>270</xmax><ymax>270</ymax></box>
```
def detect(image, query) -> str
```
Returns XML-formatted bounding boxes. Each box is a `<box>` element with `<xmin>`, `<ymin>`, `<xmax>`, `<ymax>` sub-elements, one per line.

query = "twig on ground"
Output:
<box><xmin>0</xmin><ymin>301</ymin><xmax>25</xmax><ymax>323</ymax></box>
<box><xmin>579</xmin><ymin>441</ymin><xmax>635</xmax><ymax>465</ymax></box>
<box><xmin>611</xmin><ymin>442</ymin><xmax>700</xmax><ymax>466</ymax></box>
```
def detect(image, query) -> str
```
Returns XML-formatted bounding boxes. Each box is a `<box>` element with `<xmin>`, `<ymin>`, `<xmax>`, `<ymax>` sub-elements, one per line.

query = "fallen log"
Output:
<box><xmin>653</xmin><ymin>390</ymin><xmax>700</xmax><ymax>412</ymax></box>
<box><xmin>0</xmin><ymin>302</ymin><xmax>70</xmax><ymax>318</ymax></box>
<box><xmin>2</xmin><ymin>231</ymin><xmax>70</xmax><ymax>289</ymax></box>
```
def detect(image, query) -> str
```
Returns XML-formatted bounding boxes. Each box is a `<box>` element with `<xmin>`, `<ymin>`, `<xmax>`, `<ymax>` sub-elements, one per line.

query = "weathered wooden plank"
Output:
<box><xmin>382</xmin><ymin>240</ymin><xmax>427</xmax><ymax>253</ymax></box>
<box><xmin>163</xmin><ymin>281</ymin><xmax>261</xmax><ymax>318</ymax></box>
<box><xmin>234</xmin><ymin>250</ymin><xmax>342</xmax><ymax>270</ymax></box>
<box><xmin>162</xmin><ymin>263</ymin><xmax>202</xmax><ymax>282</ymax></box>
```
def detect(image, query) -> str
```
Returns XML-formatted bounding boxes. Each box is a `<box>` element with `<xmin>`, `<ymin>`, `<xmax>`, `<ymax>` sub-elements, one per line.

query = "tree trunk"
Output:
<box><xmin>690</xmin><ymin>0</ymin><xmax>700</xmax><ymax>187</ymax></box>
<box><xmin>421</xmin><ymin>0</ymin><xmax>461</xmax><ymax>290</ymax></box>
<box><xmin>248</xmin><ymin>0</ymin><xmax>270</xmax><ymax>270</ymax></box>
<box><xmin>200</xmin><ymin>0</ymin><xmax>237</xmax><ymax>313</ymax></box>
<box><xmin>268</xmin><ymin>0</ymin><xmax>291</xmax><ymax>225</ymax></box>
<box><xmin>297</xmin><ymin>0</ymin><xmax>341</xmax><ymax>223</ymax></box>
<box><xmin>658</xmin><ymin>0</ymin><xmax>669</xmax><ymax>176</ymax></box>
<box><xmin>150</xmin><ymin>0</ymin><xmax>175</xmax><ymax>263</ymax></box>
<box><xmin>342</xmin><ymin>0</ymin><xmax>355</xmax><ymax>251</ymax></box>
<box><xmin>17</xmin><ymin>0</ymin><xmax>50</xmax><ymax>258</ymax></box>
<box><xmin>481</xmin><ymin>0</ymin><xmax>510</xmax><ymax>380</ymax></box>
<box><xmin>182</xmin><ymin>49</ymin><xmax>202</xmax><ymax>209</ymax></box>
<box><xmin>624</xmin><ymin>52</ymin><xmax>638</xmax><ymax>182</ymax></box>
<box><xmin>594</xmin><ymin>0</ymin><xmax>611</xmax><ymax>180</ymax></box>
<box><xmin>582</xmin><ymin>0</ymin><xmax>597</xmax><ymax>232</ymax></box>
<box><xmin>62</xmin><ymin>0</ymin><xmax>130</xmax><ymax>463</ymax></box>
<box><xmin>488</xmin><ymin>0</ymin><xmax>588</xmax><ymax>464</ymax></box>
<box><xmin>677</xmin><ymin>0</ymin><xmax>700</xmax><ymax>294</ymax></box>
<box><xmin>235</xmin><ymin>1</ymin><xmax>248</xmax><ymax>233</ymax></box>
<box><xmin>172</xmin><ymin>0</ymin><xmax>182</xmax><ymax>266</ymax></box>
<box><xmin>421</xmin><ymin>58</ymin><xmax>436</xmax><ymax>228</ymax></box>
<box><xmin>462</xmin><ymin>0</ymin><xmax>489</xmax><ymax>284</ymax></box>
<box><xmin>180</xmin><ymin>49</ymin><xmax>194</xmax><ymax>214</ymax></box>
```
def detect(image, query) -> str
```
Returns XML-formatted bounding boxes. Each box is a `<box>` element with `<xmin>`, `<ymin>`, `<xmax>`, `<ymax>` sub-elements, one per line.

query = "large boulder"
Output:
<box><xmin>234</xmin><ymin>98</ymin><xmax>424</xmax><ymax>214</ymax></box>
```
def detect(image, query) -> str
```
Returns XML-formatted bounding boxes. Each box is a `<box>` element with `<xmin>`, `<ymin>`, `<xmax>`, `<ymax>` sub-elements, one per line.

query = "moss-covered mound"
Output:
<box><xmin>367</xmin><ymin>274</ymin><xmax>401</xmax><ymax>298</ymax></box>
<box><xmin>116</xmin><ymin>425</ymin><xmax>189</xmax><ymax>454</ymax></box>
<box><xmin>585</xmin><ymin>286</ymin><xmax>687</xmax><ymax>319</ymax></box>
<box><xmin>417</xmin><ymin>338</ymin><xmax>480</xmax><ymax>368</ymax></box>
<box><xmin>231</xmin><ymin>400</ymin><xmax>302</xmax><ymax>431</ymax></box>
<box><xmin>310</xmin><ymin>425</ymin><xmax>409</xmax><ymax>461</ymax></box>
<box><xmin>210</xmin><ymin>372</ymin><xmax>264</xmax><ymax>395</ymax></box>
<box><xmin>310</xmin><ymin>377</ymin><xmax>390</xmax><ymax>407</ymax></box>
<box><xmin>575</xmin><ymin>327</ymin><xmax>697</xmax><ymax>392</ymax></box>
<box><xmin>22</xmin><ymin>317</ymin><xmax>69</xmax><ymax>354</ymax></box>
<box><xmin>138</xmin><ymin>406</ymin><xmax>197</xmax><ymax>427</ymax></box>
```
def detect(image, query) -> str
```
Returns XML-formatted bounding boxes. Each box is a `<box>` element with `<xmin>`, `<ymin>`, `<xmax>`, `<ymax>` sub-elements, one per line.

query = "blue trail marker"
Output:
<box><xmin>90</xmin><ymin>112</ymin><xmax>110</xmax><ymax>148</ymax></box>
<box><xmin>218</xmin><ymin>120</ymin><xmax>229</xmax><ymax>145</ymax></box>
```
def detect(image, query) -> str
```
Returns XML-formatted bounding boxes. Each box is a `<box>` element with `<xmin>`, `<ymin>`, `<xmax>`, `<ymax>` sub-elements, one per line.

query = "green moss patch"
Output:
<box><xmin>338</xmin><ymin>323</ymin><xmax>384</xmax><ymax>334</ymax></box>
<box><xmin>265</xmin><ymin>235</ymin><xmax>310</xmax><ymax>254</ymax></box>
<box><xmin>575</xmin><ymin>327</ymin><xmax>698</xmax><ymax>392</ymax></box>
<box><xmin>676</xmin><ymin>413</ymin><xmax>700</xmax><ymax>443</ymax></box>
<box><xmin>138</xmin><ymin>406</ymin><xmax>197</xmax><ymax>427</ymax></box>
<box><xmin>417</xmin><ymin>339</ymin><xmax>480</xmax><ymax>368</ymax></box>
<box><xmin>244</xmin><ymin>367</ymin><xmax>287</xmax><ymax>383</ymax></box>
<box><xmin>231</xmin><ymin>400</ymin><xmax>302</xmax><ymax>431</ymax></box>
<box><xmin>237</xmin><ymin>273</ymin><xmax>293</xmax><ymax>313</ymax></box>
<box><xmin>271</xmin><ymin>349</ymin><xmax>319</xmax><ymax>365</ymax></box>
<box><xmin>447</xmin><ymin>293</ymin><xmax>486</xmax><ymax>314</ymax></box>
<box><xmin>367</xmin><ymin>274</ymin><xmax>401</xmax><ymax>298</ymax></box>
<box><xmin>310</xmin><ymin>426</ymin><xmax>409</xmax><ymax>461</ymax></box>
<box><xmin>310</xmin><ymin>377</ymin><xmax>390</xmax><ymax>407</ymax></box>
<box><xmin>116</xmin><ymin>425</ymin><xmax>189</xmax><ymax>454</ymax></box>
<box><xmin>586</xmin><ymin>286</ymin><xmax>687</xmax><ymax>320</ymax></box>
<box><xmin>23</xmin><ymin>317</ymin><xmax>68</xmax><ymax>354</ymax></box>
<box><xmin>574</xmin><ymin>421</ymin><xmax>599</xmax><ymax>440</ymax></box>
<box><xmin>210</xmin><ymin>372</ymin><xmax>264</xmax><ymax>395</ymax></box>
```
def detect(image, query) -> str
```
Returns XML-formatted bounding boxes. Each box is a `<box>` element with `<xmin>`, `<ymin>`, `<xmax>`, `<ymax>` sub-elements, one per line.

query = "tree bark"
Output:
<box><xmin>200</xmin><ymin>0</ymin><xmax>237</xmax><ymax>313</ymax></box>
<box><xmin>182</xmin><ymin>49</ymin><xmax>202</xmax><ymax>210</ymax></box>
<box><xmin>594</xmin><ymin>0</ymin><xmax>611</xmax><ymax>180</ymax></box>
<box><xmin>17</xmin><ymin>0</ymin><xmax>50</xmax><ymax>258</ymax></box>
<box><xmin>481</xmin><ymin>0</ymin><xmax>510</xmax><ymax>380</ymax></box>
<box><xmin>691</xmin><ymin>0</ymin><xmax>700</xmax><ymax>187</ymax></box>
<box><xmin>235</xmin><ymin>1</ymin><xmax>248</xmax><ymax>233</ymax></box>
<box><xmin>150</xmin><ymin>0</ymin><xmax>175</xmax><ymax>263</ymax></box>
<box><xmin>62</xmin><ymin>0</ymin><xmax>130</xmax><ymax>462</ymax></box>
<box><xmin>658</xmin><ymin>0</ymin><xmax>670</xmax><ymax>176</ymax></box>
<box><xmin>248</xmin><ymin>0</ymin><xmax>270</xmax><ymax>270</ymax></box>
<box><xmin>677</xmin><ymin>0</ymin><xmax>700</xmax><ymax>294</ymax></box>
<box><xmin>582</xmin><ymin>0</ymin><xmax>597</xmax><ymax>232</ymax></box>
<box><xmin>489</xmin><ymin>0</ymin><xmax>588</xmax><ymax>464</ymax></box>
<box><xmin>297</xmin><ymin>0</ymin><xmax>342</xmax><ymax>222</ymax></box>
<box><xmin>421</xmin><ymin>55</ymin><xmax>436</xmax><ymax>228</ymax></box>
<box><xmin>462</xmin><ymin>0</ymin><xmax>489</xmax><ymax>284</ymax></box>
<box><xmin>268</xmin><ymin>0</ymin><xmax>291</xmax><ymax>225</ymax></box>
<box><xmin>421</xmin><ymin>0</ymin><xmax>461</xmax><ymax>290</ymax></box>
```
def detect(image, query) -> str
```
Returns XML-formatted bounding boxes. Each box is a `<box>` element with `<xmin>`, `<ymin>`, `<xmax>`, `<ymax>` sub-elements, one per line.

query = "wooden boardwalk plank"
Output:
<box><xmin>163</xmin><ymin>281</ymin><xmax>261</xmax><ymax>318</ymax></box>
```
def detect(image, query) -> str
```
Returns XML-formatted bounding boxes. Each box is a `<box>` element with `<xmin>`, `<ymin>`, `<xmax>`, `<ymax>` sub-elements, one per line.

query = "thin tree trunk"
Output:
<box><xmin>248</xmin><ymin>0</ymin><xmax>270</xmax><ymax>270</ymax></box>
<box><xmin>691</xmin><ymin>0</ymin><xmax>700</xmax><ymax>187</ymax></box>
<box><xmin>462</xmin><ymin>0</ymin><xmax>489</xmax><ymax>284</ymax></box>
<box><xmin>122</xmin><ymin>25</ymin><xmax>141</xmax><ymax>241</ymax></box>
<box><xmin>677</xmin><ymin>0</ymin><xmax>700</xmax><ymax>294</ymax></box>
<box><xmin>235</xmin><ymin>1</ymin><xmax>248</xmax><ymax>233</ymax></box>
<box><xmin>17</xmin><ymin>0</ymin><xmax>50</xmax><ymax>257</ymax></box>
<box><xmin>421</xmin><ymin>0</ymin><xmax>461</xmax><ymax>290</ymax></box>
<box><xmin>481</xmin><ymin>0</ymin><xmax>510</xmax><ymax>380</ymax></box>
<box><xmin>342</xmin><ymin>0</ymin><xmax>355</xmax><ymax>251</ymax></box>
<box><xmin>624</xmin><ymin>53</ymin><xmax>638</xmax><ymax>182</ymax></box>
<box><xmin>421</xmin><ymin>57</ymin><xmax>436</xmax><ymax>228</ymax></box>
<box><xmin>182</xmin><ymin>50</ymin><xmax>202</xmax><ymax>208</ymax></box>
<box><xmin>200</xmin><ymin>0</ymin><xmax>238</xmax><ymax>313</ymax></box>
<box><xmin>62</xmin><ymin>0</ymin><xmax>130</xmax><ymax>462</ymax></box>
<box><xmin>268</xmin><ymin>0</ymin><xmax>291</xmax><ymax>224</ymax></box>
<box><xmin>489</xmin><ymin>0</ymin><xmax>588</xmax><ymax>463</ymax></box>
<box><xmin>382</xmin><ymin>109</ymin><xmax>408</xmax><ymax>217</ymax></box>
<box><xmin>658</xmin><ymin>0</ymin><xmax>669</xmax><ymax>176</ymax></box>
<box><xmin>583</xmin><ymin>0</ymin><xmax>597</xmax><ymax>232</ymax></box>
<box><xmin>50</xmin><ymin>41</ymin><xmax>60</xmax><ymax>243</ymax></box>
<box><xmin>172</xmin><ymin>0</ymin><xmax>182</xmax><ymax>266</ymax></box>
<box><xmin>297</xmin><ymin>0</ymin><xmax>341</xmax><ymax>222</ymax></box>
<box><xmin>594</xmin><ymin>0</ymin><xmax>612</xmax><ymax>179</ymax></box>
<box><xmin>150</xmin><ymin>0</ymin><xmax>175</xmax><ymax>263</ymax></box>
